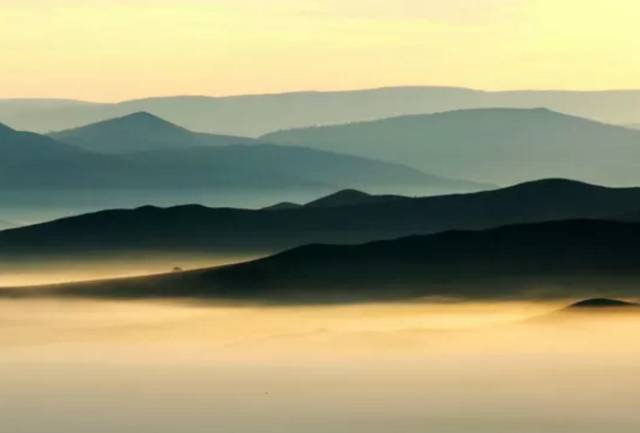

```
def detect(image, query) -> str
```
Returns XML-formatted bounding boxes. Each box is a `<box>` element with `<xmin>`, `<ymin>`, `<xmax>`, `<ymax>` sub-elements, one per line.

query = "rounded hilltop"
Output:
<box><xmin>567</xmin><ymin>298</ymin><xmax>639</xmax><ymax>309</ymax></box>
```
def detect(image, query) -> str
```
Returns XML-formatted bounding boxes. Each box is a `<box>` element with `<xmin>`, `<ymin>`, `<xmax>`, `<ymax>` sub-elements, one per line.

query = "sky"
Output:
<box><xmin>1</xmin><ymin>0</ymin><xmax>639</xmax><ymax>101</ymax></box>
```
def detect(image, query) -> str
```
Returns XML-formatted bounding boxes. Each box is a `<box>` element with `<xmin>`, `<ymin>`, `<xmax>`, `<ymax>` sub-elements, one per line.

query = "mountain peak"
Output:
<box><xmin>49</xmin><ymin>110</ymin><xmax>258</xmax><ymax>154</ymax></box>
<box><xmin>303</xmin><ymin>189</ymin><xmax>410</xmax><ymax>209</ymax></box>
<box><xmin>118</xmin><ymin>111</ymin><xmax>171</xmax><ymax>122</ymax></box>
<box><xmin>323</xmin><ymin>189</ymin><xmax>371</xmax><ymax>200</ymax></box>
<box><xmin>49</xmin><ymin>111</ymin><xmax>195</xmax><ymax>153</ymax></box>
<box><xmin>262</xmin><ymin>202</ymin><xmax>303</xmax><ymax>211</ymax></box>
<box><xmin>502</xmin><ymin>178</ymin><xmax>603</xmax><ymax>193</ymax></box>
<box><xmin>84</xmin><ymin>111</ymin><xmax>185</xmax><ymax>131</ymax></box>
<box><xmin>124</xmin><ymin>111</ymin><xmax>156</xmax><ymax>119</ymax></box>
<box><xmin>52</xmin><ymin>111</ymin><xmax>189</xmax><ymax>138</ymax></box>
<box><xmin>305</xmin><ymin>189</ymin><xmax>373</xmax><ymax>208</ymax></box>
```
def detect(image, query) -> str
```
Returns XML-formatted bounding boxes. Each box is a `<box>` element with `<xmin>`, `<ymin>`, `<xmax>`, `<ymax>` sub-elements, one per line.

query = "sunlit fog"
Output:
<box><xmin>2</xmin><ymin>297</ymin><xmax>639</xmax><ymax>433</ymax></box>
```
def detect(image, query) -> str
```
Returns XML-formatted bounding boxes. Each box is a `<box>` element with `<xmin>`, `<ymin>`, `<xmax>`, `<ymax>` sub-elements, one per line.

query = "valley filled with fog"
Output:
<box><xmin>1</xmin><ymin>298</ymin><xmax>639</xmax><ymax>433</ymax></box>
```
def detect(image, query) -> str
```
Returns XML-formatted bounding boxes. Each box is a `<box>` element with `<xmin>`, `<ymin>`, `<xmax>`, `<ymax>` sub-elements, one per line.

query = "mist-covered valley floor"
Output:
<box><xmin>1</xmin><ymin>297</ymin><xmax>639</xmax><ymax>433</ymax></box>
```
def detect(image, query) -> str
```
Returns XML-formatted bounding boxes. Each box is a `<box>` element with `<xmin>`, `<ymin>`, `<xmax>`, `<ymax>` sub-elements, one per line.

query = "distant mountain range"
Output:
<box><xmin>6</xmin><ymin>219</ymin><xmax>640</xmax><ymax>303</ymax></box>
<box><xmin>3</xmin><ymin>179</ymin><xmax>640</xmax><ymax>260</ymax></box>
<box><xmin>50</xmin><ymin>112</ymin><xmax>255</xmax><ymax>153</ymax></box>
<box><xmin>1</xmin><ymin>116</ymin><xmax>478</xmax><ymax>193</ymax></box>
<box><xmin>3</xmin><ymin>87</ymin><xmax>640</xmax><ymax>136</ymax></box>
<box><xmin>263</xmin><ymin>108</ymin><xmax>640</xmax><ymax>186</ymax></box>
<box><xmin>0</xmin><ymin>121</ymin><xmax>119</xmax><ymax>189</ymax></box>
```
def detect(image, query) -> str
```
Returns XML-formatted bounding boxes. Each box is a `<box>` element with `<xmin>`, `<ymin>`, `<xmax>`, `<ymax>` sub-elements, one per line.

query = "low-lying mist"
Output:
<box><xmin>0</xmin><ymin>253</ymin><xmax>260</xmax><ymax>287</ymax></box>
<box><xmin>1</xmin><ymin>298</ymin><xmax>639</xmax><ymax>433</ymax></box>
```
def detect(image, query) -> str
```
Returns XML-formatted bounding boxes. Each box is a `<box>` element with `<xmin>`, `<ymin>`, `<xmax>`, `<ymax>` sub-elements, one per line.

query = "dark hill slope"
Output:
<box><xmin>0</xmin><ymin>122</ymin><xmax>124</xmax><ymax>188</ymax></box>
<box><xmin>303</xmin><ymin>189</ymin><xmax>408</xmax><ymax>208</ymax></box>
<box><xmin>3</xmin><ymin>179</ymin><xmax>640</xmax><ymax>258</ymax></box>
<box><xmin>7</xmin><ymin>220</ymin><xmax>640</xmax><ymax>304</ymax></box>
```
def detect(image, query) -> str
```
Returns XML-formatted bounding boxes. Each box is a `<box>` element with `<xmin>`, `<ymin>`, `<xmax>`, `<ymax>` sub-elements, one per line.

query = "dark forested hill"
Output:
<box><xmin>3</xmin><ymin>179</ymin><xmax>640</xmax><ymax>259</ymax></box>
<box><xmin>6</xmin><ymin>219</ymin><xmax>640</xmax><ymax>304</ymax></box>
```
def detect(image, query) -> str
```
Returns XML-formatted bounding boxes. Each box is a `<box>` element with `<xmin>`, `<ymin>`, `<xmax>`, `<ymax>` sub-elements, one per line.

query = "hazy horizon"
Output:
<box><xmin>5</xmin><ymin>84</ymin><xmax>640</xmax><ymax>105</ymax></box>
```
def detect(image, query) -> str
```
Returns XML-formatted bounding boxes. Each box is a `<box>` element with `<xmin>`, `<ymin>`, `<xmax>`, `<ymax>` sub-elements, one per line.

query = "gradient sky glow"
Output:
<box><xmin>2</xmin><ymin>0</ymin><xmax>639</xmax><ymax>101</ymax></box>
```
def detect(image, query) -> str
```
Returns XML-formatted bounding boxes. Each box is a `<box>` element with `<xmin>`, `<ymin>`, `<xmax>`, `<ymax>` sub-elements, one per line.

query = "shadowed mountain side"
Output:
<box><xmin>5</xmin><ymin>220</ymin><xmax>640</xmax><ymax>304</ymax></box>
<box><xmin>263</xmin><ymin>108</ymin><xmax>640</xmax><ymax>186</ymax></box>
<box><xmin>4</xmin><ymin>87</ymin><xmax>640</xmax><ymax>135</ymax></box>
<box><xmin>118</xmin><ymin>144</ymin><xmax>469</xmax><ymax>191</ymax></box>
<box><xmin>50</xmin><ymin>112</ymin><xmax>256</xmax><ymax>154</ymax></box>
<box><xmin>3</xmin><ymin>179</ymin><xmax>640</xmax><ymax>259</ymax></box>
<box><xmin>3</xmin><ymin>122</ymin><xmax>474</xmax><ymax>192</ymax></box>
<box><xmin>0</xmin><ymin>121</ymin><xmax>126</xmax><ymax>188</ymax></box>
<box><xmin>0</xmin><ymin>124</ymin><xmax>309</xmax><ymax>189</ymax></box>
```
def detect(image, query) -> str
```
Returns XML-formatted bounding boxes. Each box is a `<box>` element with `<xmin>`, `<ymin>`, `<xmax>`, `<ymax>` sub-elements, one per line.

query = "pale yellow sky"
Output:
<box><xmin>1</xmin><ymin>0</ymin><xmax>639</xmax><ymax>101</ymax></box>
